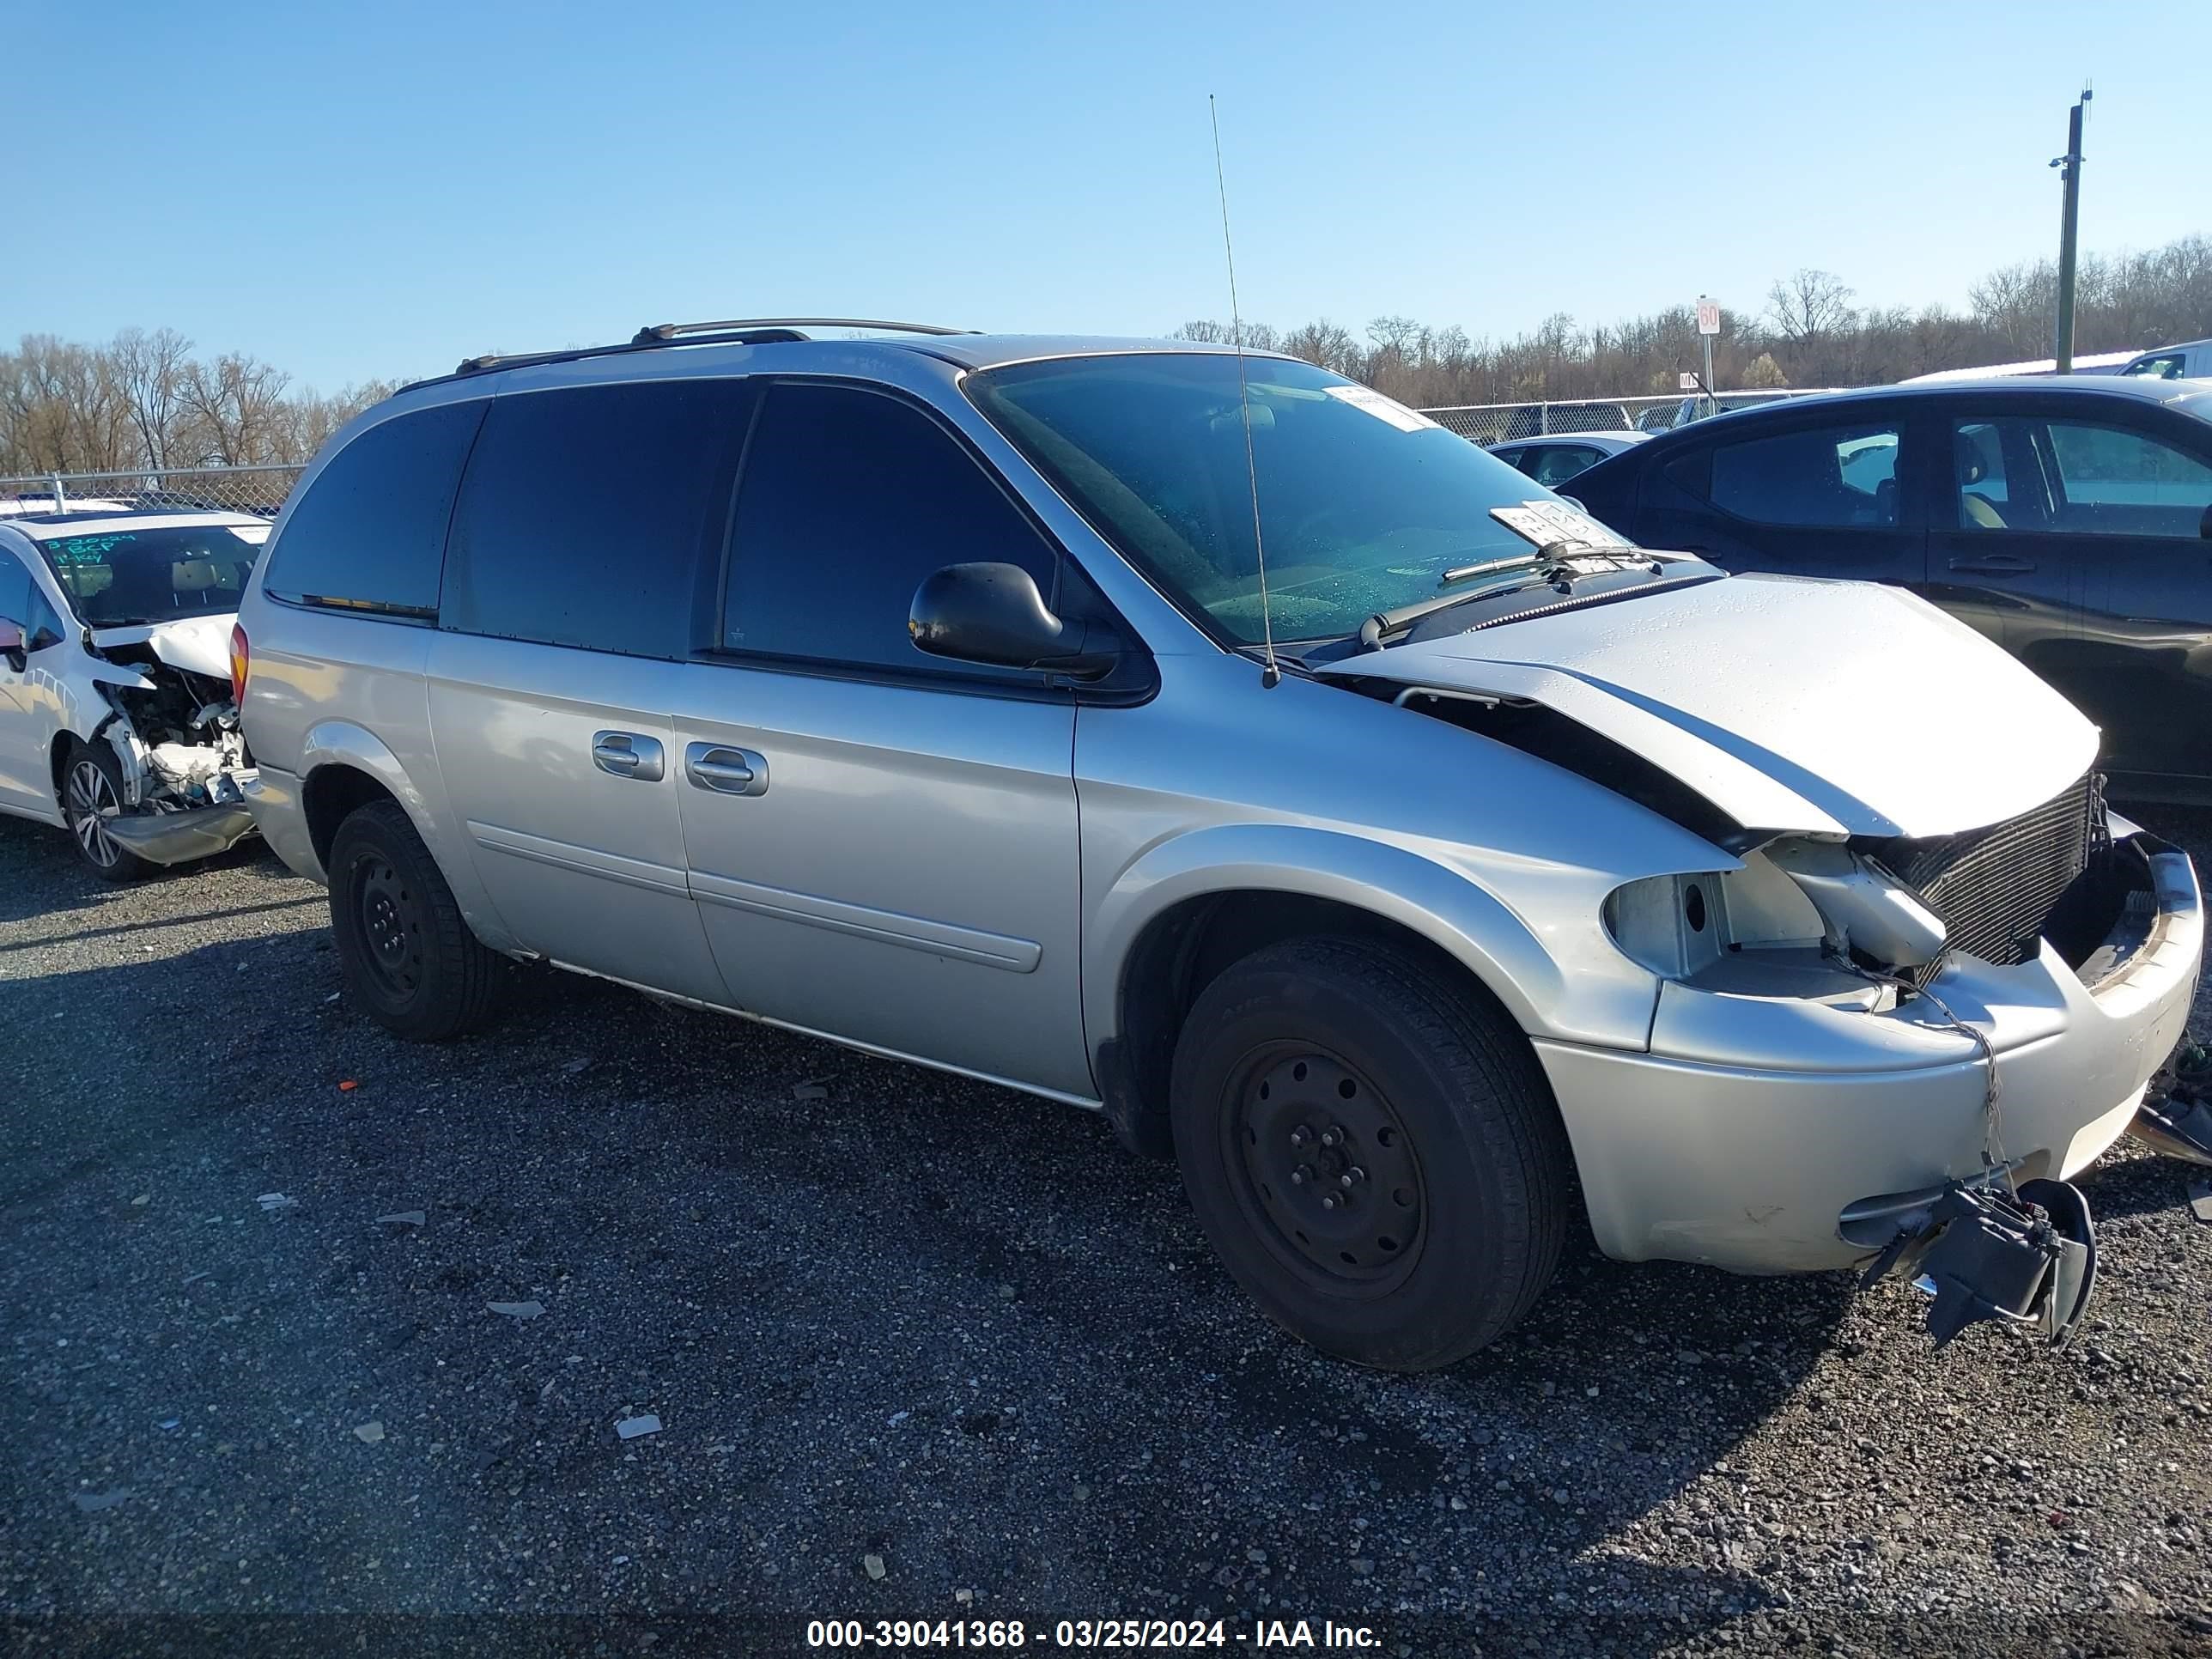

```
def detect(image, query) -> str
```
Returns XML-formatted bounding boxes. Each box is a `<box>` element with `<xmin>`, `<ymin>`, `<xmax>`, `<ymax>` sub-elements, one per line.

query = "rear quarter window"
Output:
<box><xmin>261</xmin><ymin>399</ymin><xmax>489</xmax><ymax>617</ymax></box>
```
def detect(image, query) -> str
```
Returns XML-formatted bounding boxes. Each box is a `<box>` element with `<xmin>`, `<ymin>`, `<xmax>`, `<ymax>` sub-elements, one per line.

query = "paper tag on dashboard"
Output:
<box><xmin>1323</xmin><ymin>384</ymin><xmax>1442</xmax><ymax>433</ymax></box>
<box><xmin>1490</xmin><ymin>500</ymin><xmax>1632</xmax><ymax>550</ymax></box>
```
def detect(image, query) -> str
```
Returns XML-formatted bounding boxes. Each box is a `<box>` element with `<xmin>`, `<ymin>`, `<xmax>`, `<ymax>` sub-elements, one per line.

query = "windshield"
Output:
<box><xmin>966</xmin><ymin>354</ymin><xmax>1587</xmax><ymax>645</ymax></box>
<box><xmin>36</xmin><ymin>523</ymin><xmax>264</xmax><ymax>627</ymax></box>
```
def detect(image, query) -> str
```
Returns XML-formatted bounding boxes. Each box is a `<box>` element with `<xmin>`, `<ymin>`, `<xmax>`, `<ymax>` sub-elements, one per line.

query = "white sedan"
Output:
<box><xmin>1486</xmin><ymin>430</ymin><xmax>1646</xmax><ymax>487</ymax></box>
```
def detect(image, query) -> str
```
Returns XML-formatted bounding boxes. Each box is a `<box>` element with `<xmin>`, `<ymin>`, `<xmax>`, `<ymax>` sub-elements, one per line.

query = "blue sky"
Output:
<box><xmin>13</xmin><ymin>0</ymin><xmax>2209</xmax><ymax>391</ymax></box>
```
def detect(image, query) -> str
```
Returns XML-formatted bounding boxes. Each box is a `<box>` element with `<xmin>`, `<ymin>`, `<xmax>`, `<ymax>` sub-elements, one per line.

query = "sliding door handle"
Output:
<box><xmin>685</xmin><ymin>742</ymin><xmax>770</xmax><ymax>797</ymax></box>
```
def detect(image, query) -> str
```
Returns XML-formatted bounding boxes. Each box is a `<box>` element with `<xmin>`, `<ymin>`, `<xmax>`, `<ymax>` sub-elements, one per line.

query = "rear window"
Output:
<box><xmin>262</xmin><ymin>399</ymin><xmax>488</xmax><ymax>617</ymax></box>
<box><xmin>1708</xmin><ymin>422</ymin><xmax>1899</xmax><ymax>527</ymax></box>
<box><xmin>441</xmin><ymin>379</ymin><xmax>752</xmax><ymax>659</ymax></box>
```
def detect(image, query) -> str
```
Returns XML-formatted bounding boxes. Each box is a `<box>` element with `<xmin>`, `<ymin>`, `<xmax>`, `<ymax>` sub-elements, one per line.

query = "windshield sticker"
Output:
<box><xmin>1322</xmin><ymin>384</ymin><xmax>1442</xmax><ymax>434</ymax></box>
<box><xmin>228</xmin><ymin>526</ymin><xmax>270</xmax><ymax>545</ymax></box>
<box><xmin>1490</xmin><ymin>501</ymin><xmax>1632</xmax><ymax>550</ymax></box>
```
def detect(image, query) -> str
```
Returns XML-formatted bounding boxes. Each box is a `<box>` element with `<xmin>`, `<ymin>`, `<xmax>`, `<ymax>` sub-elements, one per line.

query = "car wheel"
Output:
<box><xmin>328</xmin><ymin>798</ymin><xmax>504</xmax><ymax>1041</ymax></box>
<box><xmin>60</xmin><ymin>742</ymin><xmax>153</xmax><ymax>884</ymax></box>
<box><xmin>1170</xmin><ymin>936</ymin><xmax>1569</xmax><ymax>1370</ymax></box>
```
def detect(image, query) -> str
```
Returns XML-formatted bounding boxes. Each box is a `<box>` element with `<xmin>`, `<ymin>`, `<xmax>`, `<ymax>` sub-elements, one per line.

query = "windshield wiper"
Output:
<box><xmin>1355</xmin><ymin>546</ymin><xmax>1672</xmax><ymax>651</ymax></box>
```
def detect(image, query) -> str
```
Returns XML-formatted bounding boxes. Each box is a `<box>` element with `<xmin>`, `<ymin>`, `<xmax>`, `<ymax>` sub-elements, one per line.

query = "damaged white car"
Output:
<box><xmin>234</xmin><ymin>332</ymin><xmax>2203</xmax><ymax>1369</ymax></box>
<box><xmin>0</xmin><ymin>509</ymin><xmax>262</xmax><ymax>878</ymax></box>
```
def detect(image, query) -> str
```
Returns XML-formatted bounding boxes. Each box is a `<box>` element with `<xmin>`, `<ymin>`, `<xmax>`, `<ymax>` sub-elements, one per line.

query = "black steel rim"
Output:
<box><xmin>64</xmin><ymin>758</ymin><xmax>122</xmax><ymax>869</ymax></box>
<box><xmin>1224</xmin><ymin>1044</ymin><xmax>1425</xmax><ymax>1293</ymax></box>
<box><xmin>353</xmin><ymin>854</ymin><xmax>423</xmax><ymax>1000</ymax></box>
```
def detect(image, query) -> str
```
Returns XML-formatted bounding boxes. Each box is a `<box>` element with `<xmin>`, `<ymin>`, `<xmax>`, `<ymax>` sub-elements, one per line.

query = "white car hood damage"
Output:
<box><xmin>89</xmin><ymin>614</ymin><xmax>235</xmax><ymax>681</ymax></box>
<box><xmin>1318</xmin><ymin>573</ymin><xmax>2100</xmax><ymax>841</ymax></box>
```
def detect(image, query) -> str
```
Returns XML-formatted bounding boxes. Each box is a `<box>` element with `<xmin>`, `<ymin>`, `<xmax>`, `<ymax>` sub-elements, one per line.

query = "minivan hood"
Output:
<box><xmin>89</xmin><ymin>614</ymin><xmax>236</xmax><ymax>681</ymax></box>
<box><xmin>1316</xmin><ymin>572</ymin><xmax>2099</xmax><ymax>840</ymax></box>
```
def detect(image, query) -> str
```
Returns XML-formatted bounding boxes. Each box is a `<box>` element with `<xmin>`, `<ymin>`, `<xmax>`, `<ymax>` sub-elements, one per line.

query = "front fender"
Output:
<box><xmin>1085</xmin><ymin>822</ymin><xmax>1665</xmax><ymax>1054</ymax></box>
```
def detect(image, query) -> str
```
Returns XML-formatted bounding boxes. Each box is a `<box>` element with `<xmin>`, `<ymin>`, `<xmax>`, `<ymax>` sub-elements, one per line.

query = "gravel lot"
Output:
<box><xmin>3</xmin><ymin>805</ymin><xmax>2210</xmax><ymax>1657</ymax></box>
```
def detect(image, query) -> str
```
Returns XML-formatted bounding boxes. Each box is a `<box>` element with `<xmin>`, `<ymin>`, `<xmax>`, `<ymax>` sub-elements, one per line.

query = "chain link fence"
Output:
<box><xmin>0</xmin><ymin>464</ymin><xmax>301</xmax><ymax>521</ymax></box>
<box><xmin>1419</xmin><ymin>389</ymin><xmax>1839</xmax><ymax>443</ymax></box>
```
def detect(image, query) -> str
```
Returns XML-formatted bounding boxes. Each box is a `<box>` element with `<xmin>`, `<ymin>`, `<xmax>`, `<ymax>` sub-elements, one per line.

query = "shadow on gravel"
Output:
<box><xmin>2</xmin><ymin>926</ymin><xmax>1858</xmax><ymax>1653</ymax></box>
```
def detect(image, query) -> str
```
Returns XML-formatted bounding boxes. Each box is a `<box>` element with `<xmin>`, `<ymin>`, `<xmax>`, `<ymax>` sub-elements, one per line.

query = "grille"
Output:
<box><xmin>1870</xmin><ymin>774</ymin><xmax>2102</xmax><ymax>968</ymax></box>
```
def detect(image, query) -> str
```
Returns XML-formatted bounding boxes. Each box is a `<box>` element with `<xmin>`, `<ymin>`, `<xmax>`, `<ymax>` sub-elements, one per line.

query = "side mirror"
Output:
<box><xmin>0</xmin><ymin>617</ymin><xmax>24</xmax><ymax>674</ymax></box>
<box><xmin>908</xmin><ymin>562</ymin><xmax>1121</xmax><ymax>680</ymax></box>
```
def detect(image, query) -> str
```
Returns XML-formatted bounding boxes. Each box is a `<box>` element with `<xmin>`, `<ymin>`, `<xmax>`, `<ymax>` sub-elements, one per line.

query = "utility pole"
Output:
<box><xmin>2051</xmin><ymin>86</ymin><xmax>2092</xmax><ymax>373</ymax></box>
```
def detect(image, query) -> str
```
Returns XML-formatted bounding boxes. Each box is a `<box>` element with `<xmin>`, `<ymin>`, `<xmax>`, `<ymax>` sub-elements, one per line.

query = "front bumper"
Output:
<box><xmin>1536</xmin><ymin>842</ymin><xmax>2202</xmax><ymax>1273</ymax></box>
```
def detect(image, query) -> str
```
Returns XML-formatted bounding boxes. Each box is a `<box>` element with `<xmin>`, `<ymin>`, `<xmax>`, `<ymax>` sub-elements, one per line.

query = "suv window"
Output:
<box><xmin>2122</xmin><ymin>353</ymin><xmax>2187</xmax><ymax>380</ymax></box>
<box><xmin>1707</xmin><ymin>422</ymin><xmax>1900</xmax><ymax>527</ymax></box>
<box><xmin>442</xmin><ymin>380</ymin><xmax>751</xmax><ymax>659</ymax></box>
<box><xmin>721</xmin><ymin>382</ymin><xmax>1059</xmax><ymax>674</ymax></box>
<box><xmin>263</xmin><ymin>399</ymin><xmax>487</xmax><ymax>617</ymax></box>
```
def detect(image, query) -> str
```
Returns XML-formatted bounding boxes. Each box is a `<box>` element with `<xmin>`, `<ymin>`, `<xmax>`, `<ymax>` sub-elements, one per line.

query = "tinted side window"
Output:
<box><xmin>442</xmin><ymin>379</ymin><xmax>752</xmax><ymax>659</ymax></box>
<box><xmin>2045</xmin><ymin>421</ymin><xmax>2212</xmax><ymax>537</ymax></box>
<box><xmin>722</xmin><ymin>383</ymin><xmax>1059</xmax><ymax>674</ymax></box>
<box><xmin>0</xmin><ymin>550</ymin><xmax>28</xmax><ymax>627</ymax></box>
<box><xmin>263</xmin><ymin>399</ymin><xmax>487</xmax><ymax>616</ymax></box>
<box><xmin>1708</xmin><ymin>422</ymin><xmax>1900</xmax><ymax>527</ymax></box>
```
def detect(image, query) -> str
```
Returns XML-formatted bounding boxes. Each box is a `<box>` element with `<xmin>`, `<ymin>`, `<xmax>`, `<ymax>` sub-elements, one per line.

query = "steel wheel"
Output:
<box><xmin>1224</xmin><ymin>1044</ymin><xmax>1426</xmax><ymax>1294</ymax></box>
<box><xmin>352</xmin><ymin>855</ymin><xmax>426</xmax><ymax>1000</ymax></box>
<box><xmin>64</xmin><ymin>757</ymin><xmax>125</xmax><ymax>871</ymax></box>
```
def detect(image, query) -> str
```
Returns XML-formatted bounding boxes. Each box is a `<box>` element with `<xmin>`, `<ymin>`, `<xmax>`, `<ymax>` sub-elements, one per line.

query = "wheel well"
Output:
<box><xmin>1103</xmin><ymin>891</ymin><xmax>1519</xmax><ymax>1159</ymax></box>
<box><xmin>302</xmin><ymin>764</ymin><xmax>398</xmax><ymax>871</ymax></box>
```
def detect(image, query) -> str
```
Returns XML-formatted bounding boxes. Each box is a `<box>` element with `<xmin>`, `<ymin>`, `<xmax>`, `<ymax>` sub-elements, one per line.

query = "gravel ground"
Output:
<box><xmin>3</xmin><ymin>806</ymin><xmax>2210</xmax><ymax>1658</ymax></box>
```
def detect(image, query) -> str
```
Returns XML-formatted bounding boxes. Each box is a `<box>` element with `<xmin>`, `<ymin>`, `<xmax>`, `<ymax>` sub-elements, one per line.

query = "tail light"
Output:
<box><xmin>229</xmin><ymin>622</ymin><xmax>250</xmax><ymax>708</ymax></box>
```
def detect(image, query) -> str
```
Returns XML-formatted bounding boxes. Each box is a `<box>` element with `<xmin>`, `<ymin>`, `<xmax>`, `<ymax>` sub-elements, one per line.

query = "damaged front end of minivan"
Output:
<box><xmin>82</xmin><ymin>617</ymin><xmax>257</xmax><ymax>865</ymax></box>
<box><xmin>1316</xmin><ymin>574</ymin><xmax>2203</xmax><ymax>1350</ymax></box>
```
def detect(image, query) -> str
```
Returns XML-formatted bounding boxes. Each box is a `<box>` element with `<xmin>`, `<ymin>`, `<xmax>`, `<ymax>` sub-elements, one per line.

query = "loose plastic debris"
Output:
<box><xmin>158</xmin><ymin>1419</ymin><xmax>180</xmax><ymax>1431</ymax></box>
<box><xmin>338</xmin><ymin>1079</ymin><xmax>360</xmax><ymax>1093</ymax></box>
<box><xmin>353</xmin><ymin>1421</ymin><xmax>386</xmax><ymax>1443</ymax></box>
<box><xmin>324</xmin><ymin>992</ymin><xmax>341</xmax><ymax>1004</ymax></box>
<box><xmin>864</xmin><ymin>1553</ymin><xmax>887</xmax><ymax>1580</ymax></box>
<box><xmin>1861</xmin><ymin>1177</ymin><xmax>2097</xmax><ymax>1347</ymax></box>
<box><xmin>256</xmin><ymin>1193</ymin><xmax>298</xmax><ymax>1213</ymax></box>
<box><xmin>2190</xmin><ymin>1182</ymin><xmax>2212</xmax><ymax>1225</ymax></box>
<box><xmin>72</xmin><ymin>1488</ymin><xmax>132</xmax><ymax>1512</ymax></box>
<box><xmin>487</xmin><ymin>1300</ymin><xmax>546</xmax><ymax>1320</ymax></box>
<box><xmin>181</xmin><ymin>1272</ymin><xmax>210</xmax><ymax>1286</ymax></box>
<box><xmin>562</xmin><ymin>1058</ymin><xmax>593</xmax><ymax>1075</ymax></box>
<box><xmin>793</xmin><ymin>1082</ymin><xmax>830</xmax><ymax>1101</ymax></box>
<box><xmin>374</xmin><ymin>1211</ymin><xmax>428</xmax><ymax>1227</ymax></box>
<box><xmin>616</xmin><ymin>1413</ymin><xmax>663</xmax><ymax>1440</ymax></box>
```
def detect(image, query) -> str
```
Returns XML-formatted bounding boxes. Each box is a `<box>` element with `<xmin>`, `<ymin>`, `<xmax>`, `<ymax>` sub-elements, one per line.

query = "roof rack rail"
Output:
<box><xmin>630</xmin><ymin>318</ymin><xmax>978</xmax><ymax>343</ymax></box>
<box><xmin>396</xmin><ymin>318</ymin><xmax>981</xmax><ymax>396</ymax></box>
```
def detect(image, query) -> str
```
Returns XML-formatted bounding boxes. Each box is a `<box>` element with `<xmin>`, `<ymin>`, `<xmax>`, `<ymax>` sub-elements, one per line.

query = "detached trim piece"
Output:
<box><xmin>689</xmin><ymin>870</ymin><xmax>1042</xmax><ymax>974</ymax></box>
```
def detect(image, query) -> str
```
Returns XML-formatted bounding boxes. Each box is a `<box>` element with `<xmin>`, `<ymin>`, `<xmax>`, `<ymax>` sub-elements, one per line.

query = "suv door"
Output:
<box><xmin>671</xmin><ymin>380</ymin><xmax>1091</xmax><ymax>1097</ymax></box>
<box><xmin>1929</xmin><ymin>398</ymin><xmax>2212</xmax><ymax>785</ymax></box>
<box><xmin>1632</xmin><ymin>407</ymin><xmax>1929</xmax><ymax>590</ymax></box>
<box><xmin>426</xmin><ymin>376</ymin><xmax>751</xmax><ymax>1003</ymax></box>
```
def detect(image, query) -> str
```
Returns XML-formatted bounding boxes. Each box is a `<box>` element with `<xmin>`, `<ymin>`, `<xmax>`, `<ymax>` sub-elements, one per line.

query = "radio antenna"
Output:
<box><xmin>1209</xmin><ymin>94</ymin><xmax>1281</xmax><ymax>689</ymax></box>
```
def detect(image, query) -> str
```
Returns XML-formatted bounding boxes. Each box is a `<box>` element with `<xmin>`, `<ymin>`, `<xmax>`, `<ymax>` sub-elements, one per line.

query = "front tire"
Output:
<box><xmin>328</xmin><ymin>799</ymin><xmax>504</xmax><ymax>1041</ymax></box>
<box><xmin>60</xmin><ymin>741</ymin><xmax>154</xmax><ymax>884</ymax></box>
<box><xmin>1170</xmin><ymin>937</ymin><xmax>1569</xmax><ymax>1370</ymax></box>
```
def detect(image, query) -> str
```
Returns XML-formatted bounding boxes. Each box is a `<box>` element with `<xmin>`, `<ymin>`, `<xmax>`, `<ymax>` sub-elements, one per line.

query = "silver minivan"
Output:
<box><xmin>235</xmin><ymin>322</ymin><xmax>2202</xmax><ymax>1367</ymax></box>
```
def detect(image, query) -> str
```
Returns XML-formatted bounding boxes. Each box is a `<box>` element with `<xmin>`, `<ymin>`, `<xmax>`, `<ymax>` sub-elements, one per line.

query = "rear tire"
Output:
<box><xmin>1169</xmin><ymin>936</ymin><xmax>1568</xmax><ymax>1370</ymax></box>
<box><xmin>60</xmin><ymin>741</ymin><xmax>154</xmax><ymax>884</ymax></box>
<box><xmin>328</xmin><ymin>799</ymin><xmax>504</xmax><ymax>1041</ymax></box>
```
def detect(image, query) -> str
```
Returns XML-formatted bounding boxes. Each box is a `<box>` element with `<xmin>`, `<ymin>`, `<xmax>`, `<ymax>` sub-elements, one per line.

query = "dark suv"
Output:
<box><xmin>1568</xmin><ymin>376</ymin><xmax>2212</xmax><ymax>800</ymax></box>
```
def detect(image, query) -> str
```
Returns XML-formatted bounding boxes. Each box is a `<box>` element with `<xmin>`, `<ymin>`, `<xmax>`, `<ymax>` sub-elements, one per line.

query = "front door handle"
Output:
<box><xmin>592</xmin><ymin>731</ymin><xmax>665</xmax><ymax>781</ymax></box>
<box><xmin>685</xmin><ymin>742</ymin><xmax>770</xmax><ymax>797</ymax></box>
<box><xmin>1948</xmin><ymin>554</ymin><xmax>2036</xmax><ymax>575</ymax></box>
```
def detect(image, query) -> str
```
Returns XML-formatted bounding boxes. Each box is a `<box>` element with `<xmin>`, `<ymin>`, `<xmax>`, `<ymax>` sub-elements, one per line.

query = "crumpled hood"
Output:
<box><xmin>90</xmin><ymin>613</ymin><xmax>235</xmax><ymax>682</ymax></box>
<box><xmin>1317</xmin><ymin>573</ymin><xmax>2100</xmax><ymax>840</ymax></box>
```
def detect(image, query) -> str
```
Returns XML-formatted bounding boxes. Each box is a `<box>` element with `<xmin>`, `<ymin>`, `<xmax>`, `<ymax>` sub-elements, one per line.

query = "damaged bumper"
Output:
<box><xmin>101</xmin><ymin>799</ymin><xmax>258</xmax><ymax>866</ymax></box>
<box><xmin>1534</xmin><ymin>838</ymin><xmax>2201</xmax><ymax>1275</ymax></box>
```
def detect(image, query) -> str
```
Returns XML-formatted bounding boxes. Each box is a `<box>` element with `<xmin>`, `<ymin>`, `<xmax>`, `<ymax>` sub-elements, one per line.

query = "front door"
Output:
<box><xmin>1927</xmin><ymin>404</ymin><xmax>2212</xmax><ymax>787</ymax></box>
<box><xmin>1636</xmin><ymin>408</ymin><xmax>1929</xmax><ymax>592</ymax></box>
<box><xmin>672</xmin><ymin>380</ymin><xmax>1091</xmax><ymax>1097</ymax></box>
<box><xmin>425</xmin><ymin>375</ymin><xmax>751</xmax><ymax>1003</ymax></box>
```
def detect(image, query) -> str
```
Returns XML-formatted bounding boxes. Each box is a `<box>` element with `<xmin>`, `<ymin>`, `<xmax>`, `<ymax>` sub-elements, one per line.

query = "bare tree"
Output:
<box><xmin>112</xmin><ymin>326</ymin><xmax>194</xmax><ymax>468</ymax></box>
<box><xmin>1765</xmin><ymin>270</ymin><xmax>1858</xmax><ymax>349</ymax></box>
<box><xmin>177</xmin><ymin>352</ymin><xmax>293</xmax><ymax>465</ymax></box>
